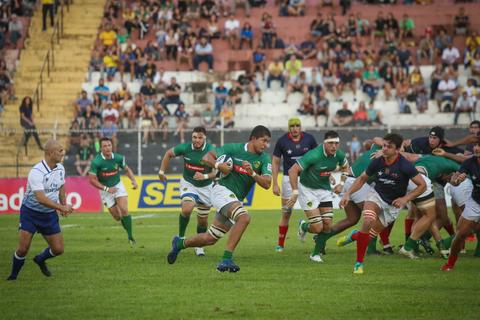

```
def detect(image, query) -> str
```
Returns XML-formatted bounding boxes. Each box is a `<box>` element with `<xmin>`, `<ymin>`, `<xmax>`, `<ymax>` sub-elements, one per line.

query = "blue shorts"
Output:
<box><xmin>19</xmin><ymin>205</ymin><xmax>61</xmax><ymax>236</ymax></box>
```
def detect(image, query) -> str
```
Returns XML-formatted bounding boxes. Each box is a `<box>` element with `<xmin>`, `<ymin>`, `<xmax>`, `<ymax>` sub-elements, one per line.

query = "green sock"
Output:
<box><xmin>179</xmin><ymin>214</ymin><xmax>190</xmax><ymax>237</ymax></box>
<box><xmin>301</xmin><ymin>222</ymin><xmax>310</xmax><ymax>232</ymax></box>
<box><xmin>176</xmin><ymin>237</ymin><xmax>186</xmax><ymax>250</ymax></box>
<box><xmin>443</xmin><ymin>236</ymin><xmax>454</xmax><ymax>249</ymax></box>
<box><xmin>367</xmin><ymin>236</ymin><xmax>377</xmax><ymax>253</ymax></box>
<box><xmin>120</xmin><ymin>215</ymin><xmax>133</xmax><ymax>240</ymax></box>
<box><xmin>312</xmin><ymin>231</ymin><xmax>332</xmax><ymax>255</ymax></box>
<box><xmin>474</xmin><ymin>232</ymin><xmax>480</xmax><ymax>256</ymax></box>
<box><xmin>404</xmin><ymin>237</ymin><xmax>417</xmax><ymax>251</ymax></box>
<box><xmin>222</xmin><ymin>250</ymin><xmax>233</xmax><ymax>260</ymax></box>
<box><xmin>197</xmin><ymin>225</ymin><xmax>207</xmax><ymax>234</ymax></box>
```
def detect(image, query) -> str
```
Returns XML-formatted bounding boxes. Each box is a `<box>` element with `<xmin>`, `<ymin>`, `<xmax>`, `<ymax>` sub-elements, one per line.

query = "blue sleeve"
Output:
<box><xmin>365</xmin><ymin>158</ymin><xmax>379</xmax><ymax>177</ymax></box>
<box><xmin>403</xmin><ymin>160</ymin><xmax>419</xmax><ymax>179</ymax></box>
<box><xmin>273</xmin><ymin>138</ymin><xmax>283</xmax><ymax>158</ymax></box>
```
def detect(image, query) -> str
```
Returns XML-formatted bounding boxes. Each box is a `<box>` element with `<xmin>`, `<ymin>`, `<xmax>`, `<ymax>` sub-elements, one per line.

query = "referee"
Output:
<box><xmin>7</xmin><ymin>139</ymin><xmax>73</xmax><ymax>281</ymax></box>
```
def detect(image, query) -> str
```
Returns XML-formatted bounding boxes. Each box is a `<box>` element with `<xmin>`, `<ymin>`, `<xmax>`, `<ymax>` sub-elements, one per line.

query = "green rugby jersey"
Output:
<box><xmin>298</xmin><ymin>145</ymin><xmax>347</xmax><ymax>190</ymax></box>
<box><xmin>350</xmin><ymin>144</ymin><xmax>381</xmax><ymax>177</ymax></box>
<box><xmin>89</xmin><ymin>153</ymin><xmax>125</xmax><ymax>187</ymax></box>
<box><xmin>216</xmin><ymin>143</ymin><xmax>272</xmax><ymax>201</ymax></box>
<box><xmin>414</xmin><ymin>155</ymin><xmax>460</xmax><ymax>180</ymax></box>
<box><xmin>173</xmin><ymin>142</ymin><xmax>214</xmax><ymax>187</ymax></box>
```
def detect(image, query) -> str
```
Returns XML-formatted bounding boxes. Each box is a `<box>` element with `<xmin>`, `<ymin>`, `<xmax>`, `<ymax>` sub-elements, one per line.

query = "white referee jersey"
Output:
<box><xmin>22</xmin><ymin>160</ymin><xmax>65</xmax><ymax>213</ymax></box>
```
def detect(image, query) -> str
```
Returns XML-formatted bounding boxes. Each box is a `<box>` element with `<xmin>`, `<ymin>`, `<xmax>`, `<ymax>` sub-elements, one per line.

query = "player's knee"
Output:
<box><xmin>196</xmin><ymin>207</ymin><xmax>210</xmax><ymax>218</ymax></box>
<box><xmin>308</xmin><ymin>215</ymin><xmax>323</xmax><ymax>233</ymax></box>
<box><xmin>281</xmin><ymin>206</ymin><xmax>293</xmax><ymax>216</ymax></box>
<box><xmin>363</xmin><ymin>209</ymin><xmax>377</xmax><ymax>223</ymax></box>
<box><xmin>51</xmin><ymin>246</ymin><xmax>64</xmax><ymax>256</ymax></box>
<box><xmin>16</xmin><ymin>248</ymin><xmax>28</xmax><ymax>257</ymax></box>
<box><xmin>207</xmin><ymin>224</ymin><xmax>227</xmax><ymax>242</ymax></box>
<box><xmin>230</xmin><ymin>206</ymin><xmax>249</xmax><ymax>224</ymax></box>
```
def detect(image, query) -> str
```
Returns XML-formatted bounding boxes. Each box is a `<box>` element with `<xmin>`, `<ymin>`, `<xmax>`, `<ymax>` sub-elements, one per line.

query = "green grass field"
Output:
<box><xmin>0</xmin><ymin>210</ymin><xmax>479</xmax><ymax>319</ymax></box>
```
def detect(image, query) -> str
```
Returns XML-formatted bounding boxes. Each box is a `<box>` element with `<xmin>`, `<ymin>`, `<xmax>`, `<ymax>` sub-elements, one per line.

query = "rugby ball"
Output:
<box><xmin>216</xmin><ymin>154</ymin><xmax>233</xmax><ymax>178</ymax></box>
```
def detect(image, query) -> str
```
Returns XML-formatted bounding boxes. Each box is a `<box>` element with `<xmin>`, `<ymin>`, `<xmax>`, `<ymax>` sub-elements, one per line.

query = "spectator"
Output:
<box><xmin>287</xmin><ymin>0</ymin><xmax>305</xmax><ymax>16</ymax></box>
<box><xmin>442</xmin><ymin>43</ymin><xmax>460</xmax><ymax>70</ymax></box>
<box><xmin>102</xmin><ymin>102</ymin><xmax>120</xmax><ymax>124</ymax></box>
<box><xmin>41</xmin><ymin>0</ymin><xmax>54</xmax><ymax>32</ymax></box>
<box><xmin>381</xmin><ymin>65</ymin><xmax>395</xmax><ymax>101</ymax></box>
<box><xmin>160</xmin><ymin>77</ymin><xmax>184</xmax><ymax>115</ymax></box>
<box><xmin>227</xmin><ymin>80</ymin><xmax>243</xmax><ymax>107</ymax></box>
<box><xmin>283</xmin><ymin>54</ymin><xmax>302</xmax><ymax>90</ymax></box>
<box><xmin>261</xmin><ymin>12</ymin><xmax>276</xmax><ymax>48</ymax></box>
<box><xmin>224</xmin><ymin>13</ymin><xmax>240</xmax><ymax>49</ymax></box>
<box><xmin>434</xmin><ymin>28</ymin><xmax>451</xmax><ymax>56</ymax></box>
<box><xmin>356</xmin><ymin>12</ymin><xmax>370</xmax><ymax>36</ymax></box>
<box><xmin>284</xmin><ymin>37</ymin><xmax>302</xmax><ymax>60</ymax></box>
<box><xmin>367</xmin><ymin>101</ymin><xmax>382</xmax><ymax>126</ymax></box>
<box><xmin>165</xmin><ymin>28</ymin><xmax>179</xmax><ymax>60</ymax></box>
<box><xmin>206</xmin><ymin>14</ymin><xmax>221</xmax><ymax>39</ymax></box>
<box><xmin>88</xmin><ymin>47</ymin><xmax>104</xmax><ymax>82</ymax></box>
<box><xmin>297</xmin><ymin>95</ymin><xmax>314</xmax><ymax>115</ymax></box>
<box><xmin>284</xmin><ymin>70</ymin><xmax>307</xmax><ymax>102</ymax></box>
<box><xmin>396</xmin><ymin>78</ymin><xmax>411</xmax><ymax>114</ymax></box>
<box><xmin>454</xmin><ymin>91</ymin><xmax>475</xmax><ymax>124</ymax></box>
<box><xmin>310</xmin><ymin>11</ymin><xmax>326</xmax><ymax>38</ymax></box>
<box><xmin>218</xmin><ymin>105</ymin><xmax>235</xmax><ymax>128</ymax></box>
<box><xmin>416</xmin><ymin>88</ymin><xmax>428</xmax><ymax>114</ymax></box>
<box><xmin>409</xmin><ymin>66</ymin><xmax>425</xmax><ymax>96</ymax></box>
<box><xmin>371</xmin><ymin>11</ymin><xmax>386</xmax><ymax>44</ymax></box>
<box><xmin>201</xmin><ymin>104</ymin><xmax>217</xmax><ymax>129</ymax></box>
<box><xmin>214</xmin><ymin>81</ymin><xmax>229</xmax><ymax>114</ymax></box>
<box><xmin>430</xmin><ymin>63</ymin><xmax>443</xmax><ymax>100</ymax></box>
<box><xmin>232</xmin><ymin>0</ymin><xmax>251</xmax><ymax>17</ymax></box>
<box><xmin>454</xmin><ymin>7</ymin><xmax>469</xmax><ymax>35</ymax></box>
<box><xmin>322</xmin><ymin>68</ymin><xmax>339</xmax><ymax>101</ymax></box>
<box><xmin>396</xmin><ymin>42</ymin><xmax>412</xmax><ymax>74</ymax></box>
<box><xmin>8</xmin><ymin>14</ymin><xmax>23</xmax><ymax>48</ymax></box>
<box><xmin>332</xmin><ymin>102</ymin><xmax>353</xmax><ymax>127</ymax></box>
<box><xmin>19</xmin><ymin>96</ymin><xmax>43</xmax><ymax>152</ymax></box>
<box><xmin>470</xmin><ymin>52</ymin><xmax>480</xmax><ymax>77</ymax></box>
<box><xmin>306</xmin><ymin>68</ymin><xmax>323</xmax><ymax>100</ymax></box>
<box><xmin>349</xmin><ymin>135</ymin><xmax>361</xmax><ymax>161</ymax></box>
<box><xmin>99</xmin><ymin>23</ymin><xmax>117</xmax><ymax>48</ymax></box>
<box><xmin>75</xmin><ymin>90</ymin><xmax>93</xmax><ymax>124</ymax></box>
<box><xmin>154</xmin><ymin>103</ymin><xmax>169</xmax><ymax>142</ymax></box>
<box><xmin>103</xmin><ymin>47</ymin><xmax>119</xmax><ymax>81</ymax></box>
<box><xmin>0</xmin><ymin>68</ymin><xmax>14</xmax><ymax>106</ymax></box>
<box><xmin>94</xmin><ymin>78</ymin><xmax>110</xmax><ymax>102</ymax></box>
<box><xmin>185</xmin><ymin>0</ymin><xmax>201</xmax><ymax>20</ymax></box>
<box><xmin>252</xmin><ymin>46</ymin><xmax>266</xmax><ymax>78</ymax></box>
<box><xmin>200</xmin><ymin>0</ymin><xmax>217</xmax><ymax>19</ymax></box>
<box><xmin>385</xmin><ymin>12</ymin><xmax>399</xmax><ymax>35</ymax></box>
<box><xmin>216</xmin><ymin>0</ymin><xmax>230</xmax><ymax>18</ymax></box>
<box><xmin>416</xmin><ymin>32</ymin><xmax>435</xmax><ymax>64</ymax></box>
<box><xmin>399</xmin><ymin>14</ymin><xmax>414</xmax><ymax>40</ymax></box>
<box><xmin>139</xmin><ymin>104</ymin><xmax>157</xmax><ymax>148</ymax></box>
<box><xmin>266</xmin><ymin>57</ymin><xmax>284</xmax><ymax>89</ymax></box>
<box><xmin>100</xmin><ymin>119</ymin><xmax>118</xmax><ymax>151</ymax></box>
<box><xmin>436</xmin><ymin>74</ymin><xmax>458</xmax><ymax>112</ymax></box>
<box><xmin>70</xmin><ymin>120</ymin><xmax>82</xmax><ymax>147</ymax></box>
<box><xmin>337</xmin><ymin>64</ymin><xmax>356</xmax><ymax>100</ymax></box>
<box><xmin>339</xmin><ymin>0</ymin><xmax>351</xmax><ymax>16</ymax></box>
<box><xmin>239</xmin><ymin>21</ymin><xmax>254</xmax><ymax>49</ymax></box>
<box><xmin>353</xmin><ymin>101</ymin><xmax>369</xmax><ymax>126</ymax></box>
<box><xmin>122</xmin><ymin>7</ymin><xmax>137</xmax><ymax>36</ymax></box>
<box><xmin>75</xmin><ymin>135</ymin><xmax>94</xmax><ymax>176</ymax></box>
<box><xmin>299</xmin><ymin>39</ymin><xmax>317</xmax><ymax>60</ymax></box>
<box><xmin>193</xmin><ymin>36</ymin><xmax>214</xmax><ymax>71</ymax></box>
<box><xmin>143</xmin><ymin>57</ymin><xmax>157</xmax><ymax>82</ymax></box>
<box><xmin>140</xmin><ymin>78</ymin><xmax>157</xmax><ymax>107</ymax></box>
<box><xmin>239</xmin><ymin>73</ymin><xmax>262</xmax><ymax>103</ymax></box>
<box><xmin>174</xmin><ymin>104</ymin><xmax>189</xmax><ymax>143</ymax></box>
<box><xmin>362</xmin><ymin>65</ymin><xmax>381</xmax><ymax>102</ymax></box>
<box><xmin>314</xmin><ymin>90</ymin><xmax>329</xmax><ymax>127</ymax></box>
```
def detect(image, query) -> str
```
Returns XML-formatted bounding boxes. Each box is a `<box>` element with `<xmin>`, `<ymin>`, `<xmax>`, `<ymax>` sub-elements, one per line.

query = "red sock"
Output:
<box><xmin>278</xmin><ymin>226</ymin><xmax>288</xmax><ymax>247</ymax></box>
<box><xmin>444</xmin><ymin>222</ymin><xmax>455</xmax><ymax>236</ymax></box>
<box><xmin>379</xmin><ymin>225</ymin><xmax>392</xmax><ymax>246</ymax></box>
<box><xmin>352</xmin><ymin>231</ymin><xmax>360</xmax><ymax>241</ymax></box>
<box><xmin>446</xmin><ymin>255</ymin><xmax>458</xmax><ymax>267</ymax></box>
<box><xmin>404</xmin><ymin>218</ymin><xmax>414</xmax><ymax>238</ymax></box>
<box><xmin>356</xmin><ymin>232</ymin><xmax>370</xmax><ymax>263</ymax></box>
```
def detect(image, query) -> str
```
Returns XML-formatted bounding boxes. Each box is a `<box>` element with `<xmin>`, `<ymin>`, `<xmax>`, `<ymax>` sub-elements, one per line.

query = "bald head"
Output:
<box><xmin>44</xmin><ymin>139</ymin><xmax>62</xmax><ymax>153</ymax></box>
<box><xmin>44</xmin><ymin>139</ymin><xmax>65</xmax><ymax>165</ymax></box>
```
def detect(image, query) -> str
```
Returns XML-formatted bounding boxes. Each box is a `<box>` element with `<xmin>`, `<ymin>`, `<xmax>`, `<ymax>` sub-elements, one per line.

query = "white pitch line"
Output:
<box><xmin>132</xmin><ymin>214</ymin><xmax>156</xmax><ymax>220</ymax></box>
<box><xmin>62</xmin><ymin>224</ymin><xmax>80</xmax><ymax>229</ymax></box>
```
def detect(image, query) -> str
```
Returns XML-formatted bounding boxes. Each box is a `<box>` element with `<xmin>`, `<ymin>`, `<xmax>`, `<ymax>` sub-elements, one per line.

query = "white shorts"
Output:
<box><xmin>462</xmin><ymin>197</ymin><xmax>480</xmax><ymax>223</ymax></box>
<box><xmin>101</xmin><ymin>181</ymin><xmax>128</xmax><ymax>208</ymax></box>
<box><xmin>281</xmin><ymin>175</ymin><xmax>298</xmax><ymax>199</ymax></box>
<box><xmin>179</xmin><ymin>178</ymin><xmax>212</xmax><ymax>207</ymax></box>
<box><xmin>432</xmin><ymin>182</ymin><xmax>445</xmax><ymax>200</ymax></box>
<box><xmin>365</xmin><ymin>188</ymin><xmax>401</xmax><ymax>227</ymax></box>
<box><xmin>211</xmin><ymin>184</ymin><xmax>240</xmax><ymax>212</ymax></box>
<box><xmin>450</xmin><ymin>179</ymin><xmax>473</xmax><ymax>207</ymax></box>
<box><xmin>407</xmin><ymin>174</ymin><xmax>433</xmax><ymax>199</ymax></box>
<box><xmin>298</xmin><ymin>182</ymin><xmax>334</xmax><ymax>211</ymax></box>
<box><xmin>342</xmin><ymin>176</ymin><xmax>371</xmax><ymax>204</ymax></box>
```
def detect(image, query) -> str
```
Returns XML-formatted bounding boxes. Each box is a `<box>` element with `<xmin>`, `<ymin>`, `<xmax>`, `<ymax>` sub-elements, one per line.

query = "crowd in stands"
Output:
<box><xmin>0</xmin><ymin>0</ymin><xmax>35</xmax><ymax>113</ymax></box>
<box><xmin>69</xmin><ymin>0</ymin><xmax>480</xmax><ymax>162</ymax></box>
